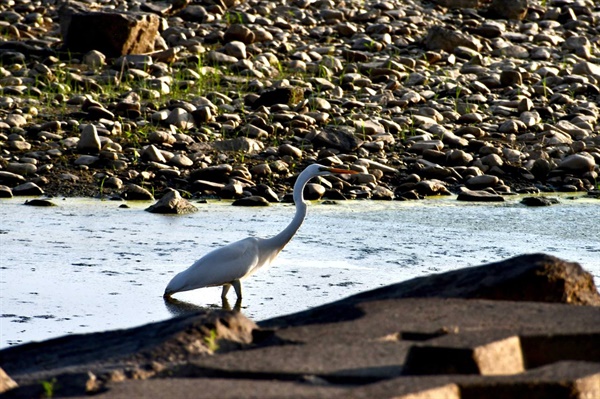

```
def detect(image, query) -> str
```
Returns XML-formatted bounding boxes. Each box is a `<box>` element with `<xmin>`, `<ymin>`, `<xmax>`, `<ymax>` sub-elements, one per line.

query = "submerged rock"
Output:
<box><xmin>521</xmin><ymin>197</ymin><xmax>560</xmax><ymax>207</ymax></box>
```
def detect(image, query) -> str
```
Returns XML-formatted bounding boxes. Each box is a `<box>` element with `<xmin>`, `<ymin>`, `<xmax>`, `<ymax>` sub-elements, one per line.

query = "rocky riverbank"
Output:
<box><xmin>0</xmin><ymin>0</ymin><xmax>599</xmax><ymax>202</ymax></box>
<box><xmin>1</xmin><ymin>254</ymin><xmax>599</xmax><ymax>398</ymax></box>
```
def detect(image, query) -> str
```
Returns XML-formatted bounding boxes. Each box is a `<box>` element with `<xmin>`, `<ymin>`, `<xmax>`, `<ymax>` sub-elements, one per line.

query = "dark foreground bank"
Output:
<box><xmin>1</xmin><ymin>253</ymin><xmax>599</xmax><ymax>398</ymax></box>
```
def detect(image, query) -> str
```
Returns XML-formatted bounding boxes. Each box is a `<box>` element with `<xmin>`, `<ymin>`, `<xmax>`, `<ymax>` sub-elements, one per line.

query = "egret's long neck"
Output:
<box><xmin>265</xmin><ymin>170</ymin><xmax>313</xmax><ymax>250</ymax></box>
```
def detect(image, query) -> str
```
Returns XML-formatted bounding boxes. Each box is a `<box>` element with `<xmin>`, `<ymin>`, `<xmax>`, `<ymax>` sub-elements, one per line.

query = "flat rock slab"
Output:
<box><xmin>69</xmin><ymin>377</ymin><xmax>348</xmax><ymax>399</ymax></box>
<box><xmin>62</xmin><ymin>361</ymin><xmax>600</xmax><ymax>399</ymax></box>
<box><xmin>335</xmin><ymin>361</ymin><xmax>600</xmax><ymax>399</ymax></box>
<box><xmin>262</xmin><ymin>253</ymin><xmax>600</xmax><ymax>328</ymax></box>
<box><xmin>165</xmin><ymin>341</ymin><xmax>407</xmax><ymax>382</ymax></box>
<box><xmin>194</xmin><ymin>298</ymin><xmax>599</xmax><ymax>383</ymax></box>
<box><xmin>270</xmin><ymin>298</ymin><xmax>600</xmax><ymax>347</ymax></box>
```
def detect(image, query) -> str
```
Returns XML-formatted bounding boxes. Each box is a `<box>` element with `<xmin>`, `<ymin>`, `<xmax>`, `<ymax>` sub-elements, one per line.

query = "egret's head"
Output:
<box><xmin>164</xmin><ymin>271</ymin><xmax>188</xmax><ymax>298</ymax></box>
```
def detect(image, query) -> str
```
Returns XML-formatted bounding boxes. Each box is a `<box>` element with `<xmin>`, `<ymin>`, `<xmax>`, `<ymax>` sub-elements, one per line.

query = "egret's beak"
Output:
<box><xmin>327</xmin><ymin>167</ymin><xmax>359</xmax><ymax>174</ymax></box>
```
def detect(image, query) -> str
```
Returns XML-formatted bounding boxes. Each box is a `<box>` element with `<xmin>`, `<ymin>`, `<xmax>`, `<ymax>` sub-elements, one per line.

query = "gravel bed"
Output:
<box><xmin>0</xmin><ymin>0</ymin><xmax>599</xmax><ymax>202</ymax></box>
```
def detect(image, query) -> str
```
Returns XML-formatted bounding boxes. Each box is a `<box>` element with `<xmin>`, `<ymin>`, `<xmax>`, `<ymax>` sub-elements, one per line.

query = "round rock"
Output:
<box><xmin>558</xmin><ymin>153</ymin><xmax>595</xmax><ymax>174</ymax></box>
<box><xmin>12</xmin><ymin>182</ymin><xmax>44</xmax><ymax>196</ymax></box>
<box><xmin>146</xmin><ymin>189</ymin><xmax>198</xmax><ymax>214</ymax></box>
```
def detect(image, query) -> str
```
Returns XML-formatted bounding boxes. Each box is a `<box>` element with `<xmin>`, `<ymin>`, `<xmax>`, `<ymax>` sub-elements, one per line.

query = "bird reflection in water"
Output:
<box><xmin>163</xmin><ymin>295</ymin><xmax>242</xmax><ymax>317</ymax></box>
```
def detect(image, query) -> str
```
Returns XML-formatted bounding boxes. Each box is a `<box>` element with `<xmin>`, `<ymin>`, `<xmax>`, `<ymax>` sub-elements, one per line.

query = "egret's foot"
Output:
<box><xmin>233</xmin><ymin>298</ymin><xmax>242</xmax><ymax>312</ymax></box>
<box><xmin>221</xmin><ymin>296</ymin><xmax>232</xmax><ymax>311</ymax></box>
<box><xmin>221</xmin><ymin>296</ymin><xmax>242</xmax><ymax>312</ymax></box>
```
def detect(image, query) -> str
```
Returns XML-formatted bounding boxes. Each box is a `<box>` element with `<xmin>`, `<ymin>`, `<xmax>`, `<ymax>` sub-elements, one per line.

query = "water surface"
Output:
<box><xmin>1</xmin><ymin>195</ymin><xmax>598</xmax><ymax>348</ymax></box>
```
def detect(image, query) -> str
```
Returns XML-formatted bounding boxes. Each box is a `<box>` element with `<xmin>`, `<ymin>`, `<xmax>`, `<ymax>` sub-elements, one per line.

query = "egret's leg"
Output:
<box><xmin>221</xmin><ymin>284</ymin><xmax>231</xmax><ymax>299</ymax></box>
<box><xmin>221</xmin><ymin>296</ymin><xmax>232</xmax><ymax>311</ymax></box>
<box><xmin>232</xmin><ymin>279</ymin><xmax>243</xmax><ymax>299</ymax></box>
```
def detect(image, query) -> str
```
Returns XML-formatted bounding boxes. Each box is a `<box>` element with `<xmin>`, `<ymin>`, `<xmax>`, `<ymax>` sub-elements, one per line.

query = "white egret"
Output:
<box><xmin>164</xmin><ymin>164</ymin><xmax>357</xmax><ymax>300</ymax></box>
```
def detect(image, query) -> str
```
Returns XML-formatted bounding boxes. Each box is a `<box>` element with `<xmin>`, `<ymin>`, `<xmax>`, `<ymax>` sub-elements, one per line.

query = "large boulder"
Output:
<box><xmin>59</xmin><ymin>5</ymin><xmax>159</xmax><ymax>56</ymax></box>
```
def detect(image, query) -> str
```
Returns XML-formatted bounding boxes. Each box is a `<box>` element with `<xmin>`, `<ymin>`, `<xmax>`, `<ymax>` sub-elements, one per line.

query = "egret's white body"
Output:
<box><xmin>163</xmin><ymin>164</ymin><xmax>356</xmax><ymax>300</ymax></box>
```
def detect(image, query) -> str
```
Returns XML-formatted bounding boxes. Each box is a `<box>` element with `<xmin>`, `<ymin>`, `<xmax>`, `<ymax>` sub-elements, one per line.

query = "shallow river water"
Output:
<box><xmin>1</xmin><ymin>195</ymin><xmax>599</xmax><ymax>348</ymax></box>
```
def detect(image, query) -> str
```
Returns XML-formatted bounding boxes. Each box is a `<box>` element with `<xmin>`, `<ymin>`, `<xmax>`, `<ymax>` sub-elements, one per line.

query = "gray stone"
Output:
<box><xmin>303</xmin><ymin>183</ymin><xmax>326</xmax><ymax>200</ymax></box>
<box><xmin>75</xmin><ymin>155</ymin><xmax>100</xmax><ymax>166</ymax></box>
<box><xmin>0</xmin><ymin>171</ymin><xmax>27</xmax><ymax>185</ymax></box>
<box><xmin>457</xmin><ymin>188</ymin><xmax>504</xmax><ymax>202</ymax></box>
<box><xmin>77</xmin><ymin>124</ymin><xmax>101</xmax><ymax>154</ymax></box>
<box><xmin>224</xmin><ymin>24</ymin><xmax>254</xmax><ymax>44</ymax></box>
<box><xmin>232</xmin><ymin>196</ymin><xmax>270</xmax><ymax>206</ymax></box>
<box><xmin>178</xmin><ymin>5</ymin><xmax>207</xmax><ymax>23</ymax></box>
<box><xmin>0</xmin><ymin>185</ymin><xmax>12</xmax><ymax>198</ymax></box>
<box><xmin>24</xmin><ymin>199</ymin><xmax>56</xmax><ymax>207</ymax></box>
<box><xmin>146</xmin><ymin>189</ymin><xmax>197</xmax><ymax>214</ymax></box>
<box><xmin>414</xmin><ymin>179</ymin><xmax>450</xmax><ymax>196</ymax></box>
<box><xmin>558</xmin><ymin>153</ymin><xmax>595</xmax><ymax>174</ymax></box>
<box><xmin>466</xmin><ymin>175</ymin><xmax>499</xmax><ymax>189</ymax></box>
<box><xmin>353</xmin><ymin>119</ymin><xmax>385</xmax><ymax>135</ymax></box>
<box><xmin>82</xmin><ymin>50</ymin><xmax>106</xmax><ymax>68</ymax></box>
<box><xmin>521</xmin><ymin>197</ymin><xmax>560</xmax><ymax>207</ymax></box>
<box><xmin>212</xmin><ymin>137</ymin><xmax>264</xmax><ymax>155</ymax></box>
<box><xmin>5</xmin><ymin>114</ymin><xmax>27</xmax><ymax>128</ymax></box>
<box><xmin>12</xmin><ymin>182</ymin><xmax>44</xmax><ymax>196</ymax></box>
<box><xmin>190</xmin><ymin>165</ymin><xmax>233</xmax><ymax>183</ymax></box>
<box><xmin>143</xmin><ymin>145</ymin><xmax>167</xmax><ymax>163</ymax></box>
<box><xmin>278</xmin><ymin>144</ymin><xmax>302</xmax><ymax>159</ymax></box>
<box><xmin>410</xmin><ymin>140</ymin><xmax>444</xmax><ymax>152</ymax></box>
<box><xmin>313</xmin><ymin>128</ymin><xmax>363</xmax><ymax>152</ymax></box>
<box><xmin>206</xmin><ymin>51</ymin><xmax>238</xmax><ymax>65</ymax></box>
<box><xmin>424</xmin><ymin>26</ymin><xmax>482</xmax><ymax>52</ymax></box>
<box><xmin>6</xmin><ymin>163</ymin><xmax>36</xmax><ymax>176</ymax></box>
<box><xmin>500</xmin><ymin>70</ymin><xmax>522</xmax><ymax>86</ymax></box>
<box><xmin>220</xmin><ymin>181</ymin><xmax>244</xmax><ymax>199</ymax></box>
<box><xmin>121</xmin><ymin>184</ymin><xmax>154</xmax><ymax>201</ymax></box>
<box><xmin>223</xmin><ymin>41</ymin><xmax>247</xmax><ymax>59</ymax></box>
<box><xmin>169</xmin><ymin>154</ymin><xmax>194</xmax><ymax>168</ymax></box>
<box><xmin>165</xmin><ymin>108</ymin><xmax>195</xmax><ymax>130</ymax></box>
<box><xmin>572</xmin><ymin>62</ymin><xmax>600</xmax><ymax>76</ymax></box>
<box><xmin>446</xmin><ymin>149</ymin><xmax>473</xmax><ymax>166</ymax></box>
<box><xmin>371</xmin><ymin>186</ymin><xmax>394</xmax><ymax>200</ymax></box>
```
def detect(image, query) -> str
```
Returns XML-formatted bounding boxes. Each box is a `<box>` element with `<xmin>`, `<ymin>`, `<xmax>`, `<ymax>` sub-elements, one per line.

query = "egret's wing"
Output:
<box><xmin>184</xmin><ymin>237</ymin><xmax>261</xmax><ymax>288</ymax></box>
